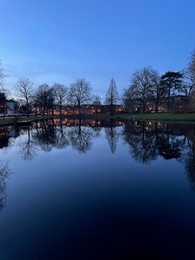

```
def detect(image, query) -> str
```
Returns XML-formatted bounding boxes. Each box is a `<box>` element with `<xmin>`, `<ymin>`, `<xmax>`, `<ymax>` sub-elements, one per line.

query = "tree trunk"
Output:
<box><xmin>110</xmin><ymin>103</ymin><xmax>113</xmax><ymax>116</ymax></box>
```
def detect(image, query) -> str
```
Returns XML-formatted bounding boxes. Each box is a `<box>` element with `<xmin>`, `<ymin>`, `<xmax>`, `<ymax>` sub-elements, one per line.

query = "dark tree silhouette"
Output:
<box><xmin>122</xmin><ymin>121</ymin><xmax>158</xmax><ymax>163</ymax></box>
<box><xmin>35</xmin><ymin>84</ymin><xmax>54</xmax><ymax>116</ymax></box>
<box><xmin>178</xmin><ymin>127</ymin><xmax>195</xmax><ymax>191</ymax></box>
<box><xmin>53</xmin><ymin>83</ymin><xmax>68</xmax><ymax>116</ymax></box>
<box><xmin>0</xmin><ymin>161</ymin><xmax>11</xmax><ymax>212</ymax></box>
<box><xmin>0</xmin><ymin>61</ymin><xmax>6</xmax><ymax>89</ymax></box>
<box><xmin>20</xmin><ymin>127</ymin><xmax>37</xmax><ymax>160</ymax></box>
<box><xmin>160</xmin><ymin>71</ymin><xmax>183</xmax><ymax>110</ymax></box>
<box><xmin>105</xmin><ymin>122</ymin><xmax>120</xmax><ymax>154</ymax></box>
<box><xmin>68</xmin><ymin>79</ymin><xmax>92</xmax><ymax>116</ymax></box>
<box><xmin>188</xmin><ymin>49</ymin><xmax>195</xmax><ymax>89</ymax></box>
<box><xmin>127</xmin><ymin>67</ymin><xmax>159</xmax><ymax>113</ymax></box>
<box><xmin>55</xmin><ymin>124</ymin><xmax>70</xmax><ymax>149</ymax></box>
<box><xmin>32</xmin><ymin>121</ymin><xmax>56</xmax><ymax>152</ymax></box>
<box><xmin>105</xmin><ymin>78</ymin><xmax>119</xmax><ymax>116</ymax></box>
<box><xmin>148</xmin><ymin>70</ymin><xmax>167</xmax><ymax>112</ymax></box>
<box><xmin>16</xmin><ymin>78</ymin><xmax>34</xmax><ymax>116</ymax></box>
<box><xmin>68</xmin><ymin>123</ymin><xmax>94</xmax><ymax>153</ymax></box>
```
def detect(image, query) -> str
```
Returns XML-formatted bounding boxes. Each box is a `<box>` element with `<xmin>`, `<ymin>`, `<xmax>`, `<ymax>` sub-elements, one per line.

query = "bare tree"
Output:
<box><xmin>0</xmin><ymin>61</ymin><xmax>11</xmax><ymax>99</ymax></box>
<box><xmin>122</xmin><ymin>87</ymin><xmax>137</xmax><ymax>113</ymax></box>
<box><xmin>35</xmin><ymin>84</ymin><xmax>51</xmax><ymax>115</ymax></box>
<box><xmin>68</xmin><ymin>79</ymin><xmax>92</xmax><ymax>116</ymax></box>
<box><xmin>0</xmin><ymin>61</ymin><xmax>5</xmax><ymax>88</ymax></box>
<box><xmin>92</xmin><ymin>95</ymin><xmax>101</xmax><ymax>113</ymax></box>
<box><xmin>16</xmin><ymin>78</ymin><xmax>34</xmax><ymax>116</ymax></box>
<box><xmin>181</xmin><ymin>49</ymin><xmax>195</xmax><ymax>97</ymax></box>
<box><xmin>92</xmin><ymin>95</ymin><xmax>101</xmax><ymax>105</ymax></box>
<box><xmin>188</xmin><ymin>49</ymin><xmax>195</xmax><ymax>88</ymax></box>
<box><xmin>128</xmin><ymin>67</ymin><xmax>157</xmax><ymax>113</ymax></box>
<box><xmin>148</xmin><ymin>69</ymin><xmax>167</xmax><ymax>112</ymax></box>
<box><xmin>52</xmin><ymin>83</ymin><xmax>68</xmax><ymax>116</ymax></box>
<box><xmin>105</xmin><ymin>78</ymin><xmax>119</xmax><ymax>116</ymax></box>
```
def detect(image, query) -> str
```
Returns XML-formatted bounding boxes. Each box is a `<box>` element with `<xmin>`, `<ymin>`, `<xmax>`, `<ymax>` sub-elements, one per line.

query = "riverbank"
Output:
<box><xmin>1</xmin><ymin>113</ymin><xmax>195</xmax><ymax>126</ymax></box>
<box><xmin>119</xmin><ymin>113</ymin><xmax>195</xmax><ymax>124</ymax></box>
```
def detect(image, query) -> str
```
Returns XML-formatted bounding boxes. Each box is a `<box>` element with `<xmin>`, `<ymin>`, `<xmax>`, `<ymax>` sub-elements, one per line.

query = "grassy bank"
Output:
<box><xmin>1</xmin><ymin>113</ymin><xmax>195</xmax><ymax>126</ymax></box>
<box><xmin>119</xmin><ymin>113</ymin><xmax>195</xmax><ymax>121</ymax></box>
<box><xmin>0</xmin><ymin>115</ymin><xmax>54</xmax><ymax>126</ymax></box>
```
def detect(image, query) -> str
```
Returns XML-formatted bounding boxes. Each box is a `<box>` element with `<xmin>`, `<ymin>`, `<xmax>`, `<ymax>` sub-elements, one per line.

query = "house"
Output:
<box><xmin>6</xmin><ymin>100</ymin><xmax>19</xmax><ymax>115</ymax></box>
<box><xmin>0</xmin><ymin>92</ymin><xmax>19</xmax><ymax>115</ymax></box>
<box><xmin>0</xmin><ymin>93</ymin><xmax>6</xmax><ymax>114</ymax></box>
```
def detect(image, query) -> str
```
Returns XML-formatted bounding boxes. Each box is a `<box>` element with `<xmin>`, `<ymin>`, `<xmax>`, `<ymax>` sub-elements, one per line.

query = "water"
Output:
<box><xmin>0</xmin><ymin>119</ymin><xmax>195</xmax><ymax>259</ymax></box>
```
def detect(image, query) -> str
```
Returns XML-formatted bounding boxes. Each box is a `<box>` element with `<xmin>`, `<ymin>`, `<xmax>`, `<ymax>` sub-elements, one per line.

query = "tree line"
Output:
<box><xmin>14</xmin><ymin>78</ymin><xmax>119</xmax><ymax>116</ymax></box>
<box><xmin>1</xmin><ymin>48</ymin><xmax>195</xmax><ymax>115</ymax></box>
<box><xmin>0</xmin><ymin>72</ymin><xmax>120</xmax><ymax>116</ymax></box>
<box><xmin>123</xmin><ymin>49</ymin><xmax>195</xmax><ymax>113</ymax></box>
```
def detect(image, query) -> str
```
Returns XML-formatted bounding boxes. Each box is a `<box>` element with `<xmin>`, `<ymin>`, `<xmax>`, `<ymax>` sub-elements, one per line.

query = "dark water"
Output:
<box><xmin>0</xmin><ymin>119</ymin><xmax>195</xmax><ymax>259</ymax></box>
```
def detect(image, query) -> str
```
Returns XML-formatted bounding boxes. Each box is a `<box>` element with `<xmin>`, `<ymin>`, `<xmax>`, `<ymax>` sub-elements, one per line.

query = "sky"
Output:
<box><xmin>0</xmin><ymin>0</ymin><xmax>195</xmax><ymax>100</ymax></box>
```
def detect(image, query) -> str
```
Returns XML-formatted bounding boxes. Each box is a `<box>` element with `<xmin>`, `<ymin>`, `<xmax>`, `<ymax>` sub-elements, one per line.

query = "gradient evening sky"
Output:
<box><xmin>0</xmin><ymin>0</ymin><xmax>195</xmax><ymax>100</ymax></box>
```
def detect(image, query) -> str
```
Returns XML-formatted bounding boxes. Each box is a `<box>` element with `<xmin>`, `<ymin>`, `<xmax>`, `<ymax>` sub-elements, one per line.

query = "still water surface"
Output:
<box><xmin>0</xmin><ymin>119</ymin><xmax>195</xmax><ymax>259</ymax></box>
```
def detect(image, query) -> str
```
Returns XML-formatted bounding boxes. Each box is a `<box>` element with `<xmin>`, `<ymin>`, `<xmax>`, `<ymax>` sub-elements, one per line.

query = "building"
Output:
<box><xmin>0</xmin><ymin>93</ymin><xmax>6</xmax><ymax>114</ymax></box>
<box><xmin>0</xmin><ymin>93</ymin><xmax>18</xmax><ymax>115</ymax></box>
<box><xmin>6</xmin><ymin>100</ymin><xmax>19</xmax><ymax>115</ymax></box>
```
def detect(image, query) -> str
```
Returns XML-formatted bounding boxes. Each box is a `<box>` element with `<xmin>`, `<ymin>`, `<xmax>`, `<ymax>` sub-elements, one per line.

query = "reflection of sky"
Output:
<box><xmin>0</xmin><ymin>125</ymin><xmax>189</xmax><ymax>195</ymax></box>
<box><xmin>1</xmin><ymin>0</ymin><xmax>195</xmax><ymax>100</ymax></box>
<box><xmin>1</xmin><ymin>125</ymin><xmax>195</xmax><ymax>258</ymax></box>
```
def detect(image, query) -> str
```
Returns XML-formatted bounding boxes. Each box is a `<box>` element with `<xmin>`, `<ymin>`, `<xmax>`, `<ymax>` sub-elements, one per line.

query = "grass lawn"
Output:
<box><xmin>120</xmin><ymin>113</ymin><xmax>195</xmax><ymax>121</ymax></box>
<box><xmin>1</xmin><ymin>113</ymin><xmax>195</xmax><ymax>126</ymax></box>
<box><xmin>0</xmin><ymin>115</ymin><xmax>52</xmax><ymax>126</ymax></box>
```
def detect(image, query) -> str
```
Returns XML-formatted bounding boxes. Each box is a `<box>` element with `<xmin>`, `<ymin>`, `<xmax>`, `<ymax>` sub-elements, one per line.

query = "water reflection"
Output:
<box><xmin>122</xmin><ymin>121</ymin><xmax>158</xmax><ymax>163</ymax></box>
<box><xmin>105</xmin><ymin>119</ymin><xmax>120</xmax><ymax>154</ymax></box>
<box><xmin>1</xmin><ymin>119</ymin><xmax>195</xmax><ymax>184</ymax></box>
<box><xmin>68</xmin><ymin>124</ymin><xmax>94</xmax><ymax>153</ymax></box>
<box><xmin>1</xmin><ymin>120</ymin><xmax>195</xmax><ymax>258</ymax></box>
<box><xmin>0</xmin><ymin>161</ymin><xmax>11</xmax><ymax>212</ymax></box>
<box><xmin>122</xmin><ymin>121</ymin><xmax>195</xmax><ymax>189</ymax></box>
<box><xmin>0</xmin><ymin>126</ymin><xmax>19</xmax><ymax>148</ymax></box>
<box><xmin>20</xmin><ymin>127</ymin><xmax>37</xmax><ymax>160</ymax></box>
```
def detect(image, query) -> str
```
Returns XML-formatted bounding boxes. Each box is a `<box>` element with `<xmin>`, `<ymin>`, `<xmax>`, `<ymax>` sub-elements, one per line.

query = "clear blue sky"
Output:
<box><xmin>0</xmin><ymin>0</ymin><xmax>195</xmax><ymax>100</ymax></box>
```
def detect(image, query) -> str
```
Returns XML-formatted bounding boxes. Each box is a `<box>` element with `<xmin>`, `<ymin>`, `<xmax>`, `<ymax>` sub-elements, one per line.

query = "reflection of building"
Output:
<box><xmin>0</xmin><ymin>127</ymin><xmax>9</xmax><ymax>148</ymax></box>
<box><xmin>0</xmin><ymin>126</ymin><xmax>19</xmax><ymax>149</ymax></box>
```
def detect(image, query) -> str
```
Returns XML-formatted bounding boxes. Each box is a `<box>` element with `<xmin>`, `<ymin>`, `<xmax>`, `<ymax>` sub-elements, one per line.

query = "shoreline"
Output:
<box><xmin>1</xmin><ymin>113</ymin><xmax>195</xmax><ymax>126</ymax></box>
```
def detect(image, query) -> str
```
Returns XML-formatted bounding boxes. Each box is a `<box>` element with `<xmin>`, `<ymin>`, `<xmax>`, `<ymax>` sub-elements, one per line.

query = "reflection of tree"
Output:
<box><xmin>0</xmin><ymin>161</ymin><xmax>11</xmax><ymax>212</ymax></box>
<box><xmin>157</xmin><ymin>124</ymin><xmax>184</xmax><ymax>160</ymax></box>
<box><xmin>31</xmin><ymin>121</ymin><xmax>70</xmax><ymax>152</ymax></box>
<box><xmin>20</xmin><ymin>127</ymin><xmax>37</xmax><ymax>160</ymax></box>
<box><xmin>54</xmin><ymin>124</ymin><xmax>69</xmax><ymax>149</ymax></box>
<box><xmin>122</xmin><ymin>121</ymin><xmax>158</xmax><ymax>163</ymax></box>
<box><xmin>158</xmin><ymin>134</ymin><xmax>182</xmax><ymax>159</ymax></box>
<box><xmin>92</xmin><ymin>126</ymin><xmax>101</xmax><ymax>137</ymax></box>
<box><xmin>32</xmin><ymin>122</ymin><xmax>57</xmax><ymax>152</ymax></box>
<box><xmin>122</xmin><ymin>121</ymin><xmax>195</xmax><ymax>191</ymax></box>
<box><xmin>105</xmin><ymin>123</ymin><xmax>120</xmax><ymax>154</ymax></box>
<box><xmin>179</xmin><ymin>128</ymin><xmax>195</xmax><ymax>190</ymax></box>
<box><xmin>68</xmin><ymin>124</ymin><xmax>93</xmax><ymax>153</ymax></box>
